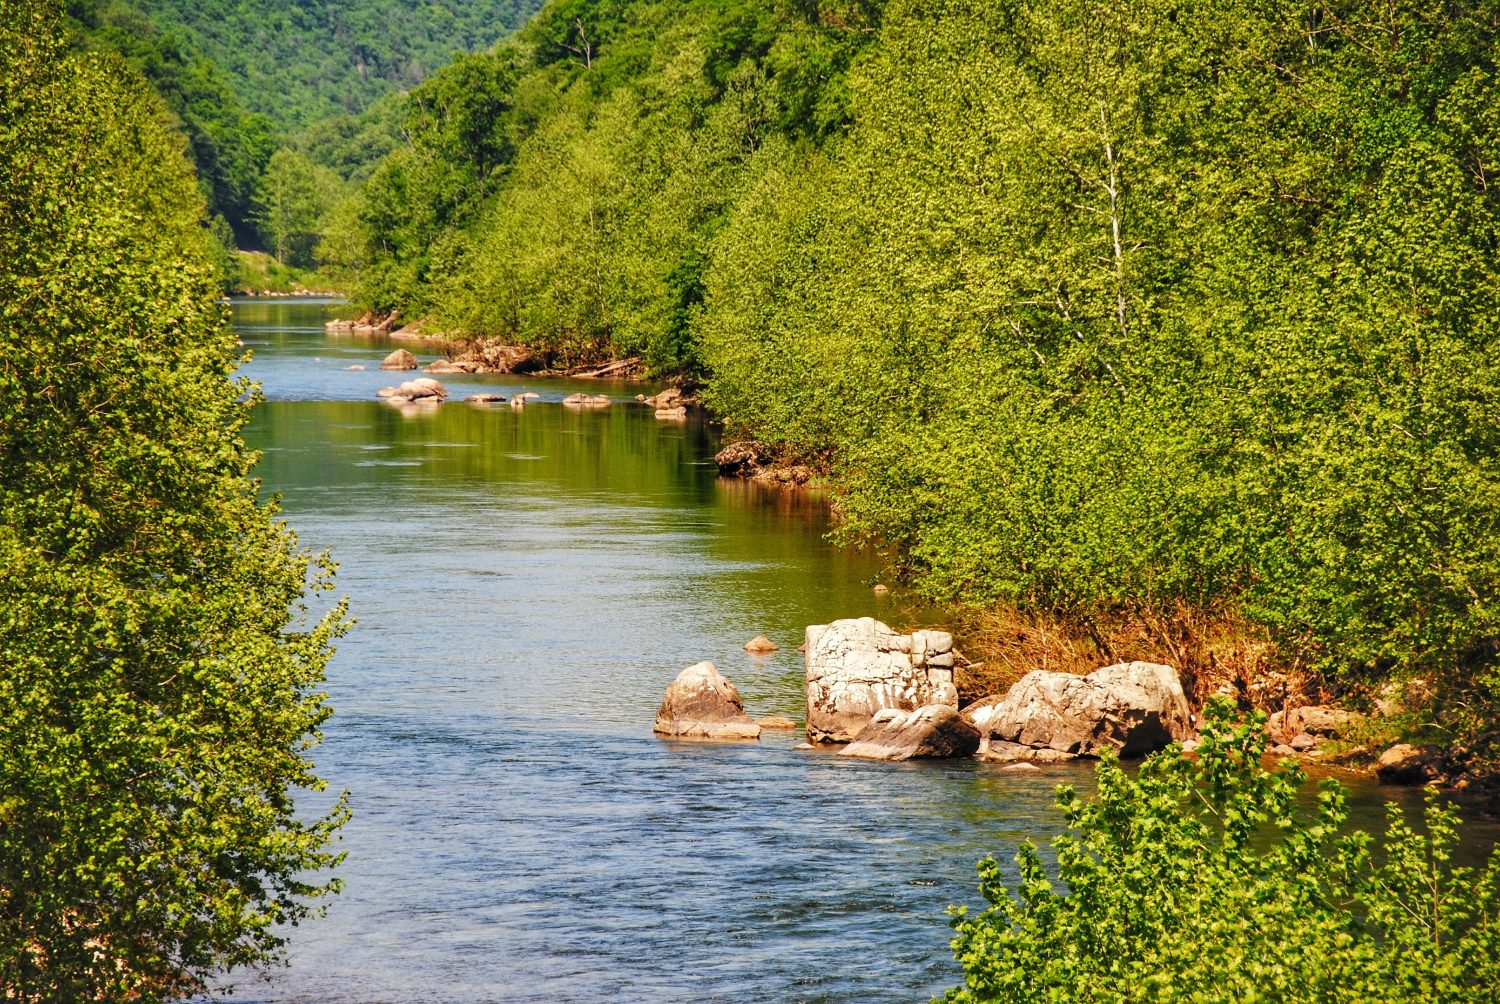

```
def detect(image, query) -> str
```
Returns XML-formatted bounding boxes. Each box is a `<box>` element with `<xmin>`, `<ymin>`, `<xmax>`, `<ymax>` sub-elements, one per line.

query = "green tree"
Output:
<box><xmin>945</xmin><ymin>703</ymin><xmax>1500</xmax><ymax>1003</ymax></box>
<box><xmin>255</xmin><ymin>147</ymin><xmax>343</xmax><ymax>267</ymax></box>
<box><xmin>0</xmin><ymin>3</ymin><xmax>347</xmax><ymax>999</ymax></box>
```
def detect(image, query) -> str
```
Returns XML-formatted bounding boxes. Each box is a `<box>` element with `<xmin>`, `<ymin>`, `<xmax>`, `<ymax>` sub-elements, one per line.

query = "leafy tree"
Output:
<box><xmin>0</xmin><ymin>3</ymin><xmax>347</xmax><ymax>998</ymax></box>
<box><xmin>945</xmin><ymin>702</ymin><xmax>1500</xmax><ymax>1003</ymax></box>
<box><xmin>68</xmin><ymin>0</ymin><xmax>275</xmax><ymax>244</ymax></box>
<box><xmin>254</xmin><ymin>147</ymin><xmax>344</xmax><ymax>267</ymax></box>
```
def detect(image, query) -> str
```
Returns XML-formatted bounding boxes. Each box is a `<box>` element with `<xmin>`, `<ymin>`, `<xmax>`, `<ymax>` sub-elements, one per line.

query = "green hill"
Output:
<box><xmin>127</xmin><ymin>0</ymin><xmax>545</xmax><ymax>130</ymax></box>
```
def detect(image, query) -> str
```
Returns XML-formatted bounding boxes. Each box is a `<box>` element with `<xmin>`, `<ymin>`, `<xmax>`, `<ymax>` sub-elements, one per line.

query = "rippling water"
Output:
<box><xmin>225</xmin><ymin>299</ymin><xmax>1495</xmax><ymax>1004</ymax></box>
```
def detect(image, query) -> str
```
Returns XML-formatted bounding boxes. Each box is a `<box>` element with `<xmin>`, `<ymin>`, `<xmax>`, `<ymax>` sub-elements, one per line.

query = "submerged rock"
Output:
<box><xmin>743</xmin><ymin>635</ymin><xmax>779</xmax><ymax>653</ymax></box>
<box><xmin>563</xmin><ymin>393</ymin><xmax>611</xmax><ymax>408</ymax></box>
<box><xmin>465</xmin><ymin>393</ymin><xmax>506</xmax><ymax>403</ymax></box>
<box><xmin>653</xmin><ymin>662</ymin><xmax>761</xmax><ymax>741</ymax></box>
<box><xmin>983</xmin><ymin>740</ymin><xmax>1080</xmax><ymax>765</ymax></box>
<box><xmin>838</xmin><ymin>705</ymin><xmax>980</xmax><ymax>761</ymax></box>
<box><xmin>380</xmin><ymin>348</ymin><xmax>418</xmax><ymax>371</ymax></box>
<box><xmin>757</xmin><ymin>715</ymin><xmax>798</xmax><ymax>731</ymax></box>
<box><xmin>804</xmin><ymin>618</ymin><xmax>958</xmax><ymax>744</ymax></box>
<box><xmin>982</xmin><ymin>662</ymin><xmax>1193</xmax><ymax>759</ymax></box>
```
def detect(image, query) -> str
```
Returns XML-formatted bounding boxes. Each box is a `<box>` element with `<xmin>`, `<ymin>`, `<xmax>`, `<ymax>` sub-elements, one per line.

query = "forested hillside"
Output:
<box><xmin>126</xmin><ymin>0</ymin><xmax>544</xmax><ymax>129</ymax></box>
<box><xmin>332</xmin><ymin>0</ymin><xmax>1500</xmax><ymax>771</ymax></box>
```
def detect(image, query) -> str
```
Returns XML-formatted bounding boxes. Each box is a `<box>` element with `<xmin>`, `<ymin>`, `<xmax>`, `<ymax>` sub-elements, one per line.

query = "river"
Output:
<box><xmin>228</xmin><ymin>298</ymin><xmax>1494</xmax><ymax>1004</ymax></box>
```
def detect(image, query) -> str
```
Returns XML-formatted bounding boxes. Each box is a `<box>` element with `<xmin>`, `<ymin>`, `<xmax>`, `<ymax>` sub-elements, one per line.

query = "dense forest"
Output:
<box><xmin>129</xmin><ymin>0</ymin><xmax>542</xmax><ymax>129</ymax></box>
<box><xmin>328</xmin><ymin>0</ymin><xmax>1500</xmax><ymax>772</ymax></box>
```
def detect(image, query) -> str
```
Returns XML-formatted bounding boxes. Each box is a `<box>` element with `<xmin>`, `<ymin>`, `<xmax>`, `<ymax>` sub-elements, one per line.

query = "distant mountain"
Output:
<box><xmin>128</xmin><ymin>0</ymin><xmax>545</xmax><ymax>130</ymax></box>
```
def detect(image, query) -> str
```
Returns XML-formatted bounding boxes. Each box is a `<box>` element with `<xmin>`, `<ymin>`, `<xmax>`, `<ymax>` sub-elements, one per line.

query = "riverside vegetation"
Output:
<box><xmin>326</xmin><ymin>0</ymin><xmax>1500</xmax><ymax>778</ymax></box>
<box><xmin>5</xmin><ymin>0</ymin><xmax>1500</xmax><ymax>998</ymax></box>
<box><xmin>1</xmin><ymin>2</ymin><xmax>348</xmax><ymax>998</ymax></box>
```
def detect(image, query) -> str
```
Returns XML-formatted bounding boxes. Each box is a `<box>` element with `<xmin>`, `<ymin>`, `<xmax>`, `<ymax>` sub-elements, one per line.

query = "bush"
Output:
<box><xmin>944</xmin><ymin>702</ymin><xmax>1500</xmax><ymax>1003</ymax></box>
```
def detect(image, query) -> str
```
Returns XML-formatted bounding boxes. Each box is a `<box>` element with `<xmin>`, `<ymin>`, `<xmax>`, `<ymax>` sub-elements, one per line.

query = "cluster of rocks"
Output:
<box><xmin>651</xmin><ymin>620</ymin><xmax>1473</xmax><ymax>792</ymax></box>
<box><xmin>652</xmin><ymin>618</ymin><xmax>1192</xmax><ymax>767</ymax></box>
<box><xmin>636</xmin><ymin>386</ymin><xmax>696</xmax><ymax>420</ymax></box>
<box><xmin>714</xmin><ymin>441</ymin><xmax>814</xmax><ymax>487</ymax></box>
<box><xmin>376</xmin><ymin>378</ymin><xmax>448</xmax><ymax>405</ymax></box>
<box><xmin>328</xmin><ymin>312</ymin><xmax>397</xmax><ymax>334</ymax></box>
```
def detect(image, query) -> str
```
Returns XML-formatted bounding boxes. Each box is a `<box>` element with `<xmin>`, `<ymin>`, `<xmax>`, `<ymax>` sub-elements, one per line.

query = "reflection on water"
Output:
<box><xmin>225</xmin><ymin>299</ymin><xmax>1496</xmax><ymax>1004</ymax></box>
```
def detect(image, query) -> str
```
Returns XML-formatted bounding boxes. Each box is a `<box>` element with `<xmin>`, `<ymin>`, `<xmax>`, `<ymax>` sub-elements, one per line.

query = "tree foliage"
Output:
<box><xmin>945</xmin><ymin>703</ymin><xmax>1500</xmax><ymax>1002</ymax></box>
<box><xmin>0</xmin><ymin>3</ymin><xmax>347</xmax><ymax>998</ymax></box>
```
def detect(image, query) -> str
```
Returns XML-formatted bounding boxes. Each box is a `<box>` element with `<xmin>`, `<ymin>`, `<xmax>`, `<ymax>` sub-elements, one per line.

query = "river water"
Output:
<box><xmin>229</xmin><ymin>298</ymin><xmax>1495</xmax><ymax>1004</ymax></box>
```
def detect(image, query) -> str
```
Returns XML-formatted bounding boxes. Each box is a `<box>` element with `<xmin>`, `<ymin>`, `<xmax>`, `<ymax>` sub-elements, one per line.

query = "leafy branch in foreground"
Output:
<box><xmin>1</xmin><ymin>2</ymin><xmax>349</xmax><ymax>999</ymax></box>
<box><xmin>944</xmin><ymin>701</ymin><xmax>1500</xmax><ymax>1003</ymax></box>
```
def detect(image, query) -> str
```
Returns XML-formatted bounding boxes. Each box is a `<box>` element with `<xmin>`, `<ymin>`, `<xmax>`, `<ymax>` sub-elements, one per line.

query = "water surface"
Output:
<box><xmin>230</xmin><ymin>299</ymin><xmax>1496</xmax><ymax>1004</ymax></box>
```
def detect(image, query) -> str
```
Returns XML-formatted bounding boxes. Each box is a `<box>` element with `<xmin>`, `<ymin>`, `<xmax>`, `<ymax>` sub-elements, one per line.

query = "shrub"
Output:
<box><xmin>944</xmin><ymin>702</ymin><xmax>1500</xmax><ymax>1003</ymax></box>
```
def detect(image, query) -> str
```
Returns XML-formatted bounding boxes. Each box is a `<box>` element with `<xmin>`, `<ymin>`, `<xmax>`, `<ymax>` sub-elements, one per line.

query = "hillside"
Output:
<box><xmin>128</xmin><ymin>0</ymin><xmax>546</xmax><ymax>130</ymax></box>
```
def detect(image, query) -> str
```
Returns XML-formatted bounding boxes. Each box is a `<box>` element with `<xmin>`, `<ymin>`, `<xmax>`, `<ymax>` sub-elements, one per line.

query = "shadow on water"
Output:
<box><xmin>220</xmin><ymin>299</ymin><xmax>1499</xmax><ymax>1004</ymax></box>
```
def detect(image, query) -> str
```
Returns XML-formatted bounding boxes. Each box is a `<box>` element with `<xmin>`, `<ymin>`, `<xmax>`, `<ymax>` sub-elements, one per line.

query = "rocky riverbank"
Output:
<box><xmin>653</xmin><ymin>616</ymin><xmax>1498</xmax><ymax>804</ymax></box>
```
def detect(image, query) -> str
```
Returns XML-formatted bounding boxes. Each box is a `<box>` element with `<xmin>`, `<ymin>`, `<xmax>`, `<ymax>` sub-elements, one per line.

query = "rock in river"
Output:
<box><xmin>743</xmin><ymin>635</ymin><xmax>779</xmax><ymax>653</ymax></box>
<box><xmin>1375</xmin><ymin>743</ymin><xmax>1442</xmax><ymax>785</ymax></box>
<box><xmin>804</xmin><ymin>618</ymin><xmax>958</xmax><ymax>744</ymax></box>
<box><xmin>653</xmin><ymin>662</ymin><xmax>762</xmax><ymax>741</ymax></box>
<box><xmin>379</xmin><ymin>377</ymin><xmax>448</xmax><ymax>404</ymax></box>
<box><xmin>982</xmin><ymin>661</ymin><xmax>1193</xmax><ymax>759</ymax></box>
<box><xmin>380</xmin><ymin>348</ymin><xmax>418</xmax><ymax>371</ymax></box>
<box><xmin>838</xmin><ymin>705</ymin><xmax>980</xmax><ymax>761</ymax></box>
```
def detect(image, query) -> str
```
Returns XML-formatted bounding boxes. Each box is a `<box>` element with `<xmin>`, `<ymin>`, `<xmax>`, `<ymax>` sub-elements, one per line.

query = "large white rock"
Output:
<box><xmin>839</xmin><ymin>705</ymin><xmax>980</xmax><ymax>761</ymax></box>
<box><xmin>653</xmin><ymin>662</ymin><xmax>761</xmax><ymax>741</ymax></box>
<box><xmin>984</xmin><ymin>661</ymin><xmax>1193</xmax><ymax>758</ymax></box>
<box><xmin>804</xmin><ymin>618</ymin><xmax>958</xmax><ymax>743</ymax></box>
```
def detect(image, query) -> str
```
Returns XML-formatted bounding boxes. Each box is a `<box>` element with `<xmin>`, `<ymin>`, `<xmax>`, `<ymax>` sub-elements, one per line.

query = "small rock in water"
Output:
<box><xmin>1270</xmin><ymin>743</ymin><xmax>1296</xmax><ymax>757</ymax></box>
<box><xmin>344</xmin><ymin>364</ymin><xmax>366</xmax><ymax>371</ymax></box>
<box><xmin>743</xmin><ymin>635</ymin><xmax>779</xmax><ymax>653</ymax></box>
<box><xmin>466</xmin><ymin>393</ymin><xmax>506</xmax><ymax>403</ymax></box>
<box><xmin>653</xmin><ymin>661</ymin><xmax>761</xmax><ymax>741</ymax></box>
<box><xmin>872</xmin><ymin>584</ymin><xmax>890</xmax><ymax>595</ymax></box>
<box><xmin>380</xmin><ymin>348</ymin><xmax>418</xmax><ymax>371</ymax></box>
<box><xmin>757</xmin><ymin>716</ymin><xmax>798</xmax><ymax>731</ymax></box>
<box><xmin>1288</xmin><ymin>732</ymin><xmax>1318</xmax><ymax>753</ymax></box>
<box><xmin>1000</xmin><ymin>762</ymin><xmax>1042</xmax><ymax>773</ymax></box>
<box><xmin>792</xmin><ymin>742</ymin><xmax>815</xmax><ymax>751</ymax></box>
